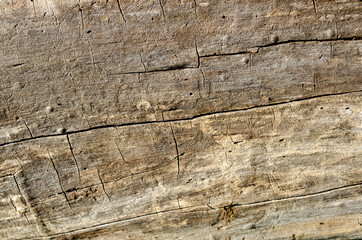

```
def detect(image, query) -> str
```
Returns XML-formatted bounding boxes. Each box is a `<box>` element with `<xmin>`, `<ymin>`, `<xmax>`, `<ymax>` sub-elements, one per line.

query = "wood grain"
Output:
<box><xmin>1</xmin><ymin>93</ymin><xmax>361</xmax><ymax>239</ymax></box>
<box><xmin>0</xmin><ymin>0</ymin><xmax>361</xmax><ymax>239</ymax></box>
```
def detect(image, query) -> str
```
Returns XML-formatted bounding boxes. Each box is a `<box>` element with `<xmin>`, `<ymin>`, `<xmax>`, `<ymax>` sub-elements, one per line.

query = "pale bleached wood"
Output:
<box><xmin>47</xmin><ymin>186</ymin><xmax>362</xmax><ymax>240</ymax></box>
<box><xmin>1</xmin><ymin>93</ymin><xmax>361</xmax><ymax>239</ymax></box>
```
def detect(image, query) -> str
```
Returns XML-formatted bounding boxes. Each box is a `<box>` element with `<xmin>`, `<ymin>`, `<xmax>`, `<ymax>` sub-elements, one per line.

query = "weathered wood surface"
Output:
<box><xmin>1</xmin><ymin>0</ymin><xmax>362</xmax><ymax>145</ymax></box>
<box><xmin>0</xmin><ymin>0</ymin><xmax>362</xmax><ymax>239</ymax></box>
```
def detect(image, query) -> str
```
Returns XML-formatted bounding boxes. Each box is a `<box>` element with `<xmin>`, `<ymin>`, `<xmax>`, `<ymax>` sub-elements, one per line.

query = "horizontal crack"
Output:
<box><xmin>23</xmin><ymin>183</ymin><xmax>362</xmax><ymax>239</ymax></box>
<box><xmin>11</xmin><ymin>63</ymin><xmax>25</xmax><ymax>68</ymax></box>
<box><xmin>109</xmin><ymin>37</ymin><xmax>360</xmax><ymax>74</ymax></box>
<box><xmin>1</xmin><ymin>90</ymin><xmax>361</xmax><ymax>148</ymax></box>
<box><xmin>231</xmin><ymin>181</ymin><xmax>362</xmax><ymax>208</ymax></box>
<box><xmin>200</xmin><ymin>36</ymin><xmax>361</xmax><ymax>58</ymax></box>
<box><xmin>24</xmin><ymin>204</ymin><xmax>204</xmax><ymax>240</ymax></box>
<box><xmin>109</xmin><ymin>63</ymin><xmax>194</xmax><ymax>75</ymax></box>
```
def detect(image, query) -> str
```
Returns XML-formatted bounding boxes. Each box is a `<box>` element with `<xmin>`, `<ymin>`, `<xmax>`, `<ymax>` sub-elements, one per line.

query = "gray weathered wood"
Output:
<box><xmin>1</xmin><ymin>0</ymin><xmax>361</xmax><ymax>145</ymax></box>
<box><xmin>1</xmin><ymin>40</ymin><xmax>361</xmax><ymax>144</ymax></box>
<box><xmin>0</xmin><ymin>0</ymin><xmax>361</xmax><ymax>239</ymax></box>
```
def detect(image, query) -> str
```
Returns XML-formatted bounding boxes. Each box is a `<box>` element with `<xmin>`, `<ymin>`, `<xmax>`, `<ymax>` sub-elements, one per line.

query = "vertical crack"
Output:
<box><xmin>115</xmin><ymin>141</ymin><xmax>126</xmax><ymax>163</ymax></box>
<box><xmin>23</xmin><ymin>120</ymin><xmax>33</xmax><ymax>138</ymax></box>
<box><xmin>97</xmin><ymin>168</ymin><xmax>111</xmax><ymax>202</ymax></box>
<box><xmin>195</xmin><ymin>37</ymin><xmax>200</xmax><ymax>68</ymax></box>
<box><xmin>13</xmin><ymin>175</ymin><xmax>26</xmax><ymax>204</ymax></box>
<box><xmin>13</xmin><ymin>175</ymin><xmax>30</xmax><ymax>223</ymax></box>
<box><xmin>30</xmin><ymin>0</ymin><xmax>37</xmax><ymax>17</ymax></box>
<box><xmin>196</xmin><ymin>36</ymin><xmax>205</xmax><ymax>97</ymax></box>
<box><xmin>66</xmin><ymin>135</ymin><xmax>81</xmax><ymax>181</ymax></box>
<box><xmin>115</xmin><ymin>140</ymin><xmax>134</xmax><ymax>175</ymax></box>
<box><xmin>115</xmin><ymin>0</ymin><xmax>127</xmax><ymax>24</ymax></box>
<box><xmin>193</xmin><ymin>0</ymin><xmax>198</xmax><ymax>18</ymax></box>
<box><xmin>169</xmin><ymin>124</ymin><xmax>180</xmax><ymax>178</ymax></box>
<box><xmin>159</xmin><ymin>0</ymin><xmax>166</xmax><ymax>20</ymax></box>
<box><xmin>312</xmin><ymin>0</ymin><xmax>317</xmax><ymax>15</ymax></box>
<box><xmin>9</xmin><ymin>197</ymin><xmax>17</xmax><ymax>210</ymax></box>
<box><xmin>47</xmin><ymin>150</ymin><xmax>72</xmax><ymax>209</ymax></box>
<box><xmin>330</xmin><ymin>42</ymin><xmax>333</xmax><ymax>59</ymax></box>
<box><xmin>78</xmin><ymin>5</ymin><xmax>84</xmax><ymax>31</ymax></box>
<box><xmin>139</xmin><ymin>53</ymin><xmax>147</xmax><ymax>72</ymax></box>
<box><xmin>9</xmin><ymin>197</ymin><xmax>30</xmax><ymax>223</ymax></box>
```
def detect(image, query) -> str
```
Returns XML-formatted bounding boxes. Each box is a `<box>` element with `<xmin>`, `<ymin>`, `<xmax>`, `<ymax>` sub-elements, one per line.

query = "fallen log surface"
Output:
<box><xmin>0</xmin><ymin>0</ymin><xmax>361</xmax><ymax>239</ymax></box>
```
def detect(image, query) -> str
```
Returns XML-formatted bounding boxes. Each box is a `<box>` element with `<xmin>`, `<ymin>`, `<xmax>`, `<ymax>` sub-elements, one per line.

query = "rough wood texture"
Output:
<box><xmin>0</xmin><ymin>0</ymin><xmax>361</xmax><ymax>239</ymax></box>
